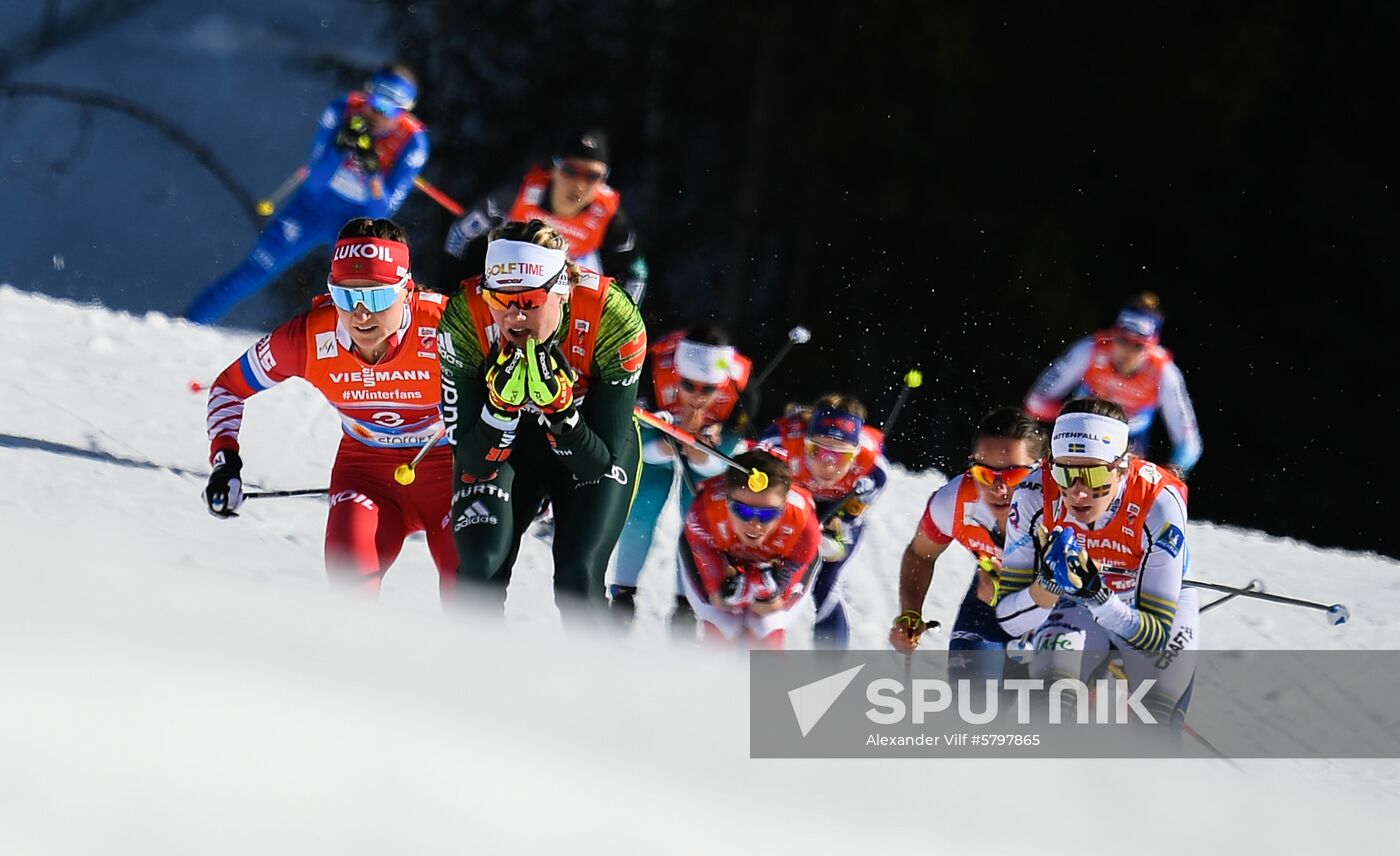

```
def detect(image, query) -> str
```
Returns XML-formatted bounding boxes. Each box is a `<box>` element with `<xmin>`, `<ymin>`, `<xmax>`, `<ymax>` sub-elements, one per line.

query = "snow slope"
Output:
<box><xmin>2</xmin><ymin>286</ymin><xmax>1399</xmax><ymax>853</ymax></box>
<box><xmin>1</xmin><ymin>0</ymin><xmax>394</xmax><ymax>332</ymax></box>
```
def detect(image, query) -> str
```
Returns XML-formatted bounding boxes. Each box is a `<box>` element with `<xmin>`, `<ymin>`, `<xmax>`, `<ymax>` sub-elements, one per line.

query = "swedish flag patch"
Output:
<box><xmin>1154</xmin><ymin>523</ymin><xmax>1185</xmax><ymax>557</ymax></box>
<box><xmin>1068</xmin><ymin>442</ymin><xmax>1086</xmax><ymax>454</ymax></box>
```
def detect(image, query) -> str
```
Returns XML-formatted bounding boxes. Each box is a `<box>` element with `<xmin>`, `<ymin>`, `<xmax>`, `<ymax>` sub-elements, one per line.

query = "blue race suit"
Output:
<box><xmin>185</xmin><ymin>95</ymin><xmax>428</xmax><ymax>325</ymax></box>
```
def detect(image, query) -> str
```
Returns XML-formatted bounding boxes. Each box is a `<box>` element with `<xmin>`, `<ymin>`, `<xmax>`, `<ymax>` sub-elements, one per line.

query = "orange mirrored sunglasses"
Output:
<box><xmin>968</xmin><ymin>463</ymin><xmax>1036</xmax><ymax>488</ymax></box>
<box><xmin>481</xmin><ymin>284</ymin><xmax>552</xmax><ymax>311</ymax></box>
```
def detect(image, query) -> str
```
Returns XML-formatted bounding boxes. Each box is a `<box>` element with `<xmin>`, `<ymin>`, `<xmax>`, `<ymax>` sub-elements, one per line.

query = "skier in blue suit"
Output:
<box><xmin>185</xmin><ymin>65</ymin><xmax>428</xmax><ymax>325</ymax></box>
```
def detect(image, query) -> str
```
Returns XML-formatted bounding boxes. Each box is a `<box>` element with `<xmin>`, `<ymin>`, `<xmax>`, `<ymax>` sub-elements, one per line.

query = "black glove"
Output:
<box><xmin>202</xmin><ymin>449</ymin><xmax>244</xmax><ymax>519</ymax></box>
<box><xmin>718</xmin><ymin>572</ymin><xmax>750</xmax><ymax>610</ymax></box>
<box><xmin>749</xmin><ymin>567</ymin><xmax>779</xmax><ymax>603</ymax></box>
<box><xmin>335</xmin><ymin>114</ymin><xmax>379</xmax><ymax>172</ymax></box>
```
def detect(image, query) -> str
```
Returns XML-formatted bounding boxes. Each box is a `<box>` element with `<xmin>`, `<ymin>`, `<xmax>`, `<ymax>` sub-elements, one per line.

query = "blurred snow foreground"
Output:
<box><xmin>2</xmin><ymin>285</ymin><xmax>1399</xmax><ymax>853</ymax></box>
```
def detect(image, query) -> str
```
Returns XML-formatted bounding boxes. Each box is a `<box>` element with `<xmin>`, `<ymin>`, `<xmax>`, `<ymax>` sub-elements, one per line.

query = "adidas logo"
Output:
<box><xmin>453</xmin><ymin>501</ymin><xmax>497</xmax><ymax>530</ymax></box>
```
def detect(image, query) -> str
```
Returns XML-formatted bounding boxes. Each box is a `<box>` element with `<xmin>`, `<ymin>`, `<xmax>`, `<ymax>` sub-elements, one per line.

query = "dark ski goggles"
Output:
<box><xmin>679</xmin><ymin>379</ymin><xmax>720</xmax><ymax>395</ymax></box>
<box><xmin>553</xmin><ymin>158</ymin><xmax>609</xmax><ymax>184</ymax></box>
<box><xmin>728</xmin><ymin>498</ymin><xmax>782</xmax><ymax>525</ymax></box>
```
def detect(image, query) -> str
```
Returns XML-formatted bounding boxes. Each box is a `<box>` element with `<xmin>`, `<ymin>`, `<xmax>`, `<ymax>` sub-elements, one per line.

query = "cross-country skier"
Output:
<box><xmin>201</xmin><ymin>218</ymin><xmax>457</xmax><ymax>600</ymax></box>
<box><xmin>759</xmin><ymin>394</ymin><xmax>889</xmax><ymax>648</ymax></box>
<box><xmin>1024</xmin><ymin>291</ymin><xmax>1202</xmax><ymax>478</ymax></box>
<box><xmin>610</xmin><ymin>326</ymin><xmax>753</xmax><ymax>634</ymax></box>
<box><xmin>678</xmin><ymin>447</ymin><xmax>821</xmax><ymax>649</ymax></box>
<box><xmin>185</xmin><ymin>65</ymin><xmax>429</xmax><ymax>324</ymax></box>
<box><xmin>437</xmin><ymin>219</ymin><xmax>647</xmax><ymax>625</ymax></box>
<box><xmin>441</xmin><ymin>128</ymin><xmax>648</xmax><ymax>304</ymax></box>
<box><xmin>993</xmin><ymin>397</ymin><xmax>1198</xmax><ymax>725</ymax></box>
<box><xmin>891</xmin><ymin>406</ymin><xmax>1047</xmax><ymax>680</ymax></box>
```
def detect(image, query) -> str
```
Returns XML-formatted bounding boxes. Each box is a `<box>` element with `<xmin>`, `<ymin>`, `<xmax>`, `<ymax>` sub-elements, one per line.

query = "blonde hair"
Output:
<box><xmin>1126</xmin><ymin>290</ymin><xmax>1161</xmax><ymax>315</ymax></box>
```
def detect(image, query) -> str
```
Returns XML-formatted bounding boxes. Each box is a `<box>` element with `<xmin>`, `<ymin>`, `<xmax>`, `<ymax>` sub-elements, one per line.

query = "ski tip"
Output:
<box><xmin>904</xmin><ymin>369</ymin><xmax>923</xmax><ymax>389</ymax></box>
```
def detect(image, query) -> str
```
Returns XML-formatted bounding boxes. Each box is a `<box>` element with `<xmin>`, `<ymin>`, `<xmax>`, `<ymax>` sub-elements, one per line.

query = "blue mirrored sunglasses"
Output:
<box><xmin>729</xmin><ymin>498</ymin><xmax>781</xmax><ymax>524</ymax></box>
<box><xmin>367</xmin><ymin>92</ymin><xmax>405</xmax><ymax>118</ymax></box>
<box><xmin>327</xmin><ymin>283</ymin><xmax>403</xmax><ymax>313</ymax></box>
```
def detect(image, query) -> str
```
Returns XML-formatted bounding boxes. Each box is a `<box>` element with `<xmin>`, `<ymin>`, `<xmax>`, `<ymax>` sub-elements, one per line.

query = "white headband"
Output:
<box><xmin>674</xmin><ymin>340</ymin><xmax>735</xmax><ymax>386</ymax></box>
<box><xmin>1051</xmin><ymin>412</ymin><xmax>1129</xmax><ymax>461</ymax></box>
<box><xmin>483</xmin><ymin>240</ymin><xmax>569</xmax><ymax>293</ymax></box>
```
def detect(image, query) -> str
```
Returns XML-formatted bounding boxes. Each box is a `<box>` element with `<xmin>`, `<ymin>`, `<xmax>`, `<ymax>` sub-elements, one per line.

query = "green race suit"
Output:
<box><xmin>438</xmin><ymin>270</ymin><xmax>646</xmax><ymax>619</ymax></box>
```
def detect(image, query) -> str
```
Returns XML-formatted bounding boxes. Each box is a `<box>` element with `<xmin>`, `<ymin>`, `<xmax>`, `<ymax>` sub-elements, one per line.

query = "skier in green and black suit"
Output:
<box><xmin>438</xmin><ymin>218</ymin><xmax>647</xmax><ymax>623</ymax></box>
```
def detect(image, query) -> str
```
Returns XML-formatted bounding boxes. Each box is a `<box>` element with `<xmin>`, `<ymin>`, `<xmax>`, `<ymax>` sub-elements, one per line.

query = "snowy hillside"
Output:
<box><xmin>2</xmin><ymin>286</ymin><xmax>1399</xmax><ymax>853</ymax></box>
<box><xmin>2</xmin><ymin>0</ymin><xmax>394</xmax><ymax>331</ymax></box>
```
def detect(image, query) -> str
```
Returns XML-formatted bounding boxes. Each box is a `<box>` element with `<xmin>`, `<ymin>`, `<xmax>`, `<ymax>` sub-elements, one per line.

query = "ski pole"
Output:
<box><xmin>255</xmin><ymin>166</ymin><xmax>309</xmax><ymax>217</ymax></box>
<box><xmin>1198</xmin><ymin>578</ymin><xmax>1262</xmax><ymax>614</ymax></box>
<box><xmin>750</xmin><ymin>325</ymin><xmax>811</xmax><ymax>391</ymax></box>
<box><xmin>663</xmin><ymin>436</ymin><xmax>700</xmax><ymax>495</ymax></box>
<box><xmin>393</xmin><ymin>425</ymin><xmax>448</xmax><ymax>485</ymax></box>
<box><xmin>1184</xmin><ymin>579</ymin><xmax>1350</xmax><ymax>625</ymax></box>
<box><xmin>244</xmin><ymin>426</ymin><xmax>446</xmax><ymax>499</ymax></box>
<box><xmin>245</xmin><ymin>487</ymin><xmax>328</xmax><ymax>500</ymax></box>
<box><xmin>736</xmin><ymin>325</ymin><xmax>811</xmax><ymax>439</ymax></box>
<box><xmin>819</xmin><ymin>368</ymin><xmax>923</xmax><ymax>525</ymax></box>
<box><xmin>634</xmin><ymin>407</ymin><xmax>770</xmax><ymax>492</ymax></box>
<box><xmin>413</xmin><ymin>175</ymin><xmax>466</xmax><ymax>217</ymax></box>
<box><xmin>1106</xmin><ymin>662</ymin><xmax>1238</xmax><ymax>767</ymax></box>
<box><xmin>880</xmin><ymin>368</ymin><xmax>922</xmax><ymax>439</ymax></box>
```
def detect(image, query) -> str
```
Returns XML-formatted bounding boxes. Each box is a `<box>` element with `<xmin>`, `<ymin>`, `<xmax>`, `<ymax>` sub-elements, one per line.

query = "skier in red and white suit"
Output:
<box><xmin>678</xmin><ymin>447</ymin><xmax>821</xmax><ymax>648</ymax></box>
<box><xmin>201</xmin><ymin>218</ymin><xmax>458</xmax><ymax>601</ymax></box>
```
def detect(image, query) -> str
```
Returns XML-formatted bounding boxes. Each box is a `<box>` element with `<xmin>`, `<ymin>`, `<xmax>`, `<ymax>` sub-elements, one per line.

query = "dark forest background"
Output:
<box><xmin>369</xmin><ymin>0</ymin><xmax>1396</xmax><ymax>558</ymax></box>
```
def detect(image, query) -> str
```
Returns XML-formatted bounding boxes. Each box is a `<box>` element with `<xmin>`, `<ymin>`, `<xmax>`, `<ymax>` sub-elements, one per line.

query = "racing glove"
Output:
<box><xmin>1037</xmin><ymin>525</ymin><xmax>1111</xmax><ymax>606</ymax></box>
<box><xmin>335</xmin><ymin>114</ymin><xmax>379</xmax><ymax>172</ymax></box>
<box><xmin>819</xmin><ymin>519</ymin><xmax>852</xmax><ymax>562</ymax></box>
<box><xmin>202</xmin><ymin>450</ymin><xmax>244</xmax><ymax>519</ymax></box>
<box><xmin>525</xmin><ymin>340</ymin><xmax>579</xmax><ymax>432</ymax></box>
<box><xmin>889</xmin><ymin>610</ymin><xmax>930</xmax><ymax>651</ymax></box>
<box><xmin>484</xmin><ymin>343</ymin><xmax>528</xmax><ymax>425</ymax></box>
<box><xmin>718</xmin><ymin>572</ymin><xmax>751</xmax><ymax>611</ymax></box>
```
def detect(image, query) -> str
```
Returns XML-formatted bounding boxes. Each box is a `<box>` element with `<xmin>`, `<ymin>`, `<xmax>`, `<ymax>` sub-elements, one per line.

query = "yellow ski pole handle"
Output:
<box><xmin>394</xmin><ymin>425</ymin><xmax>449</xmax><ymax>486</ymax></box>
<box><xmin>256</xmin><ymin>166</ymin><xmax>309</xmax><ymax>217</ymax></box>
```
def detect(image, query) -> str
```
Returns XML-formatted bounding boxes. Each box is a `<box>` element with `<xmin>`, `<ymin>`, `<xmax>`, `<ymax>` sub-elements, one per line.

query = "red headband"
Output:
<box><xmin>330</xmin><ymin>237</ymin><xmax>411</xmax><ymax>286</ymax></box>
